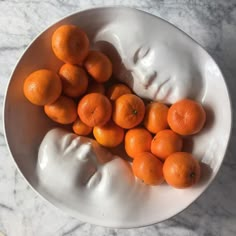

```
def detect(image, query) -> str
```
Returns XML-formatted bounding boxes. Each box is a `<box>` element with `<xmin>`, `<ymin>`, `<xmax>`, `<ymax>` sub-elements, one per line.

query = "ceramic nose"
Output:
<box><xmin>131</xmin><ymin>64</ymin><xmax>157</xmax><ymax>88</ymax></box>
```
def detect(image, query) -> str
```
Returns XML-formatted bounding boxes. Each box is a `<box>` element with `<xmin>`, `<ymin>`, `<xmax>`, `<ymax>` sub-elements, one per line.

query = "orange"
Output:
<box><xmin>59</xmin><ymin>63</ymin><xmax>88</xmax><ymax>97</ymax></box>
<box><xmin>87</xmin><ymin>80</ymin><xmax>105</xmax><ymax>94</ymax></box>
<box><xmin>44</xmin><ymin>95</ymin><xmax>77</xmax><ymax>124</ymax></box>
<box><xmin>132</xmin><ymin>152</ymin><xmax>164</xmax><ymax>185</ymax></box>
<box><xmin>163</xmin><ymin>152</ymin><xmax>201</xmax><ymax>188</ymax></box>
<box><xmin>144</xmin><ymin>102</ymin><xmax>169</xmax><ymax>134</ymax></box>
<box><xmin>78</xmin><ymin>93</ymin><xmax>112</xmax><ymax>127</ymax></box>
<box><xmin>52</xmin><ymin>24</ymin><xmax>89</xmax><ymax>64</ymax></box>
<box><xmin>93</xmin><ymin>120</ymin><xmax>124</xmax><ymax>147</ymax></box>
<box><xmin>113</xmin><ymin>94</ymin><xmax>145</xmax><ymax>129</ymax></box>
<box><xmin>84</xmin><ymin>50</ymin><xmax>112</xmax><ymax>82</ymax></box>
<box><xmin>106</xmin><ymin>83</ymin><xmax>132</xmax><ymax>101</ymax></box>
<box><xmin>125</xmin><ymin>128</ymin><xmax>152</xmax><ymax>158</ymax></box>
<box><xmin>72</xmin><ymin>117</ymin><xmax>92</xmax><ymax>136</ymax></box>
<box><xmin>23</xmin><ymin>69</ymin><xmax>62</xmax><ymax>106</ymax></box>
<box><xmin>167</xmin><ymin>99</ymin><xmax>206</xmax><ymax>135</ymax></box>
<box><xmin>151</xmin><ymin>129</ymin><xmax>183</xmax><ymax>161</ymax></box>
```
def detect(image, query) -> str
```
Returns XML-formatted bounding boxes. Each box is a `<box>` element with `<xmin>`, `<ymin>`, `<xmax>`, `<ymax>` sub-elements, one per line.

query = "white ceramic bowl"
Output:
<box><xmin>3</xmin><ymin>6</ymin><xmax>232</xmax><ymax>228</ymax></box>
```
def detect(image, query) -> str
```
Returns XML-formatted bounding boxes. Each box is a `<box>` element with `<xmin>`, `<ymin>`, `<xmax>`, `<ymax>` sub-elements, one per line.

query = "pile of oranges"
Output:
<box><xmin>23</xmin><ymin>24</ymin><xmax>206</xmax><ymax>189</ymax></box>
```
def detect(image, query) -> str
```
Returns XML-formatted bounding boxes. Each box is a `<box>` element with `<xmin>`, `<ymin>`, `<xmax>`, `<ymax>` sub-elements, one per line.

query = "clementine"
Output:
<box><xmin>106</xmin><ymin>83</ymin><xmax>132</xmax><ymax>101</ymax></box>
<box><xmin>72</xmin><ymin>117</ymin><xmax>92</xmax><ymax>136</ymax></box>
<box><xmin>167</xmin><ymin>99</ymin><xmax>206</xmax><ymax>135</ymax></box>
<box><xmin>93</xmin><ymin>120</ymin><xmax>124</xmax><ymax>147</ymax></box>
<box><xmin>125</xmin><ymin>128</ymin><xmax>152</xmax><ymax>158</ymax></box>
<box><xmin>59</xmin><ymin>63</ymin><xmax>88</xmax><ymax>97</ymax></box>
<box><xmin>113</xmin><ymin>94</ymin><xmax>145</xmax><ymax>129</ymax></box>
<box><xmin>52</xmin><ymin>24</ymin><xmax>89</xmax><ymax>64</ymax></box>
<box><xmin>163</xmin><ymin>152</ymin><xmax>201</xmax><ymax>188</ymax></box>
<box><xmin>23</xmin><ymin>69</ymin><xmax>62</xmax><ymax>106</ymax></box>
<box><xmin>78</xmin><ymin>93</ymin><xmax>112</xmax><ymax>127</ymax></box>
<box><xmin>132</xmin><ymin>152</ymin><xmax>164</xmax><ymax>185</ymax></box>
<box><xmin>144</xmin><ymin>102</ymin><xmax>169</xmax><ymax>134</ymax></box>
<box><xmin>84</xmin><ymin>50</ymin><xmax>112</xmax><ymax>82</ymax></box>
<box><xmin>151</xmin><ymin>129</ymin><xmax>183</xmax><ymax>161</ymax></box>
<box><xmin>44</xmin><ymin>95</ymin><xmax>77</xmax><ymax>124</ymax></box>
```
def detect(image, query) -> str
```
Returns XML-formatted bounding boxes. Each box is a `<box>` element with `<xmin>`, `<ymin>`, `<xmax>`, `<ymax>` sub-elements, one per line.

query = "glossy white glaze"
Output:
<box><xmin>95</xmin><ymin>20</ymin><xmax>205</xmax><ymax>104</ymax></box>
<box><xmin>37</xmin><ymin>128</ymin><xmax>148</xmax><ymax>221</ymax></box>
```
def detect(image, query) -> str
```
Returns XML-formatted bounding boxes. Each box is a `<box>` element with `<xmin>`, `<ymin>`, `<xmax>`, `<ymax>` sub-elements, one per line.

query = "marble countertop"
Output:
<box><xmin>0</xmin><ymin>0</ymin><xmax>236</xmax><ymax>235</ymax></box>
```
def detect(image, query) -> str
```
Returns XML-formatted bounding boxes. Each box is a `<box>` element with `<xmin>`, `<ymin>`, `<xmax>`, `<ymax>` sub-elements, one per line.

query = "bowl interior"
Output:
<box><xmin>3</xmin><ymin>7</ymin><xmax>232</xmax><ymax>228</ymax></box>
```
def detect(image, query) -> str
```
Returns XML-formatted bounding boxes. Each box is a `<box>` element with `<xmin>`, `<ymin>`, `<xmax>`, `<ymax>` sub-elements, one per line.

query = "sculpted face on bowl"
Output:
<box><xmin>3</xmin><ymin>7</ymin><xmax>232</xmax><ymax>228</ymax></box>
<box><xmin>37</xmin><ymin>128</ymin><xmax>149</xmax><ymax>220</ymax></box>
<box><xmin>37</xmin><ymin>128</ymin><xmax>135</xmax><ymax>194</ymax></box>
<box><xmin>95</xmin><ymin>20</ymin><xmax>205</xmax><ymax>104</ymax></box>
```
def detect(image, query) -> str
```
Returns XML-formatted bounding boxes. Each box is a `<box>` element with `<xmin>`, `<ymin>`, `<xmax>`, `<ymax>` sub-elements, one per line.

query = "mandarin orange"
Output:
<box><xmin>167</xmin><ymin>99</ymin><xmax>206</xmax><ymax>135</ymax></box>
<box><xmin>72</xmin><ymin>117</ymin><xmax>93</xmax><ymax>136</ymax></box>
<box><xmin>78</xmin><ymin>93</ymin><xmax>112</xmax><ymax>127</ymax></box>
<box><xmin>163</xmin><ymin>152</ymin><xmax>201</xmax><ymax>188</ymax></box>
<box><xmin>93</xmin><ymin>120</ymin><xmax>124</xmax><ymax>147</ymax></box>
<box><xmin>84</xmin><ymin>50</ymin><xmax>112</xmax><ymax>82</ymax></box>
<box><xmin>125</xmin><ymin>128</ymin><xmax>152</xmax><ymax>158</ymax></box>
<box><xmin>113</xmin><ymin>94</ymin><xmax>145</xmax><ymax>129</ymax></box>
<box><xmin>151</xmin><ymin>129</ymin><xmax>183</xmax><ymax>161</ymax></box>
<box><xmin>132</xmin><ymin>152</ymin><xmax>164</xmax><ymax>185</ymax></box>
<box><xmin>52</xmin><ymin>24</ymin><xmax>89</xmax><ymax>64</ymax></box>
<box><xmin>44</xmin><ymin>95</ymin><xmax>77</xmax><ymax>124</ymax></box>
<box><xmin>59</xmin><ymin>63</ymin><xmax>88</xmax><ymax>97</ymax></box>
<box><xmin>106</xmin><ymin>83</ymin><xmax>132</xmax><ymax>101</ymax></box>
<box><xmin>23</xmin><ymin>69</ymin><xmax>62</xmax><ymax>106</ymax></box>
<box><xmin>144</xmin><ymin>102</ymin><xmax>169</xmax><ymax>134</ymax></box>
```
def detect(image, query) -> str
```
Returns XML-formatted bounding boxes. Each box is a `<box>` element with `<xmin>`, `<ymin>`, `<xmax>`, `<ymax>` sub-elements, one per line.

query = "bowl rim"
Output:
<box><xmin>2</xmin><ymin>5</ymin><xmax>233</xmax><ymax>229</ymax></box>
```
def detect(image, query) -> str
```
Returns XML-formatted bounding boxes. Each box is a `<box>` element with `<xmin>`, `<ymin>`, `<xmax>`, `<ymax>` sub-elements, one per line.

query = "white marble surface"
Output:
<box><xmin>0</xmin><ymin>0</ymin><xmax>236</xmax><ymax>235</ymax></box>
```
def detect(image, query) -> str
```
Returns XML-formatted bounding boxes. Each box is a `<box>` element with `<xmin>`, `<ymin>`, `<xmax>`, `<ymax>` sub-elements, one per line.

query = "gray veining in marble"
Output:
<box><xmin>0</xmin><ymin>0</ymin><xmax>236</xmax><ymax>235</ymax></box>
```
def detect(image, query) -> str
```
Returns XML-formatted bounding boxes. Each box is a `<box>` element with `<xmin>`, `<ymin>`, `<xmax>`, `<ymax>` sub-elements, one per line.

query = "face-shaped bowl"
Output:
<box><xmin>3</xmin><ymin>6</ymin><xmax>232</xmax><ymax>228</ymax></box>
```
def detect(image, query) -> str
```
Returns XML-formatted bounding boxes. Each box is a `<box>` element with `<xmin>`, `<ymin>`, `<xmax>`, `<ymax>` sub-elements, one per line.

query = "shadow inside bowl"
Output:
<box><xmin>196</xmin><ymin>162</ymin><xmax>213</xmax><ymax>188</ymax></box>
